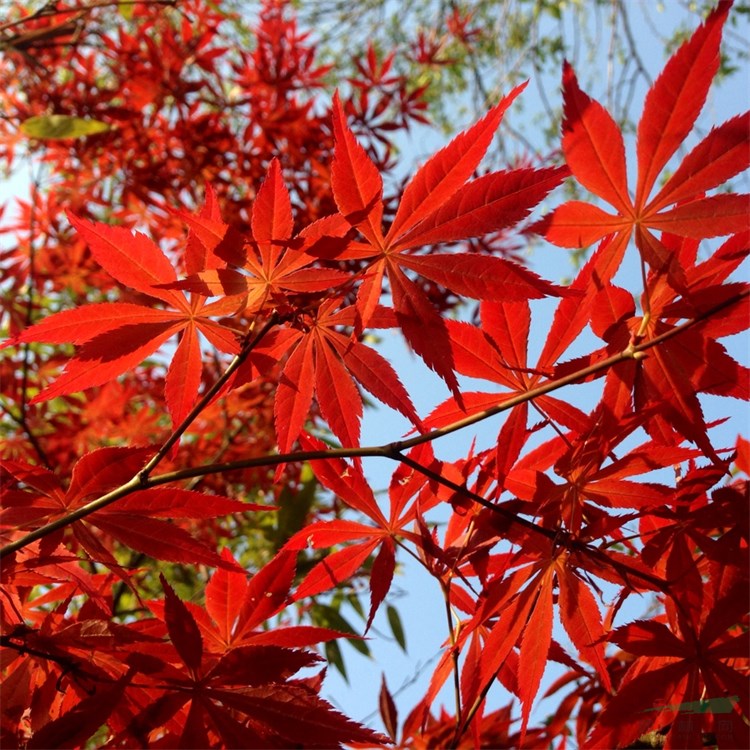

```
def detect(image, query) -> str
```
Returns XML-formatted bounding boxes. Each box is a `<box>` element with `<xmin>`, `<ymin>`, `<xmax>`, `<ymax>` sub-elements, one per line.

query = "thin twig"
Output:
<box><xmin>138</xmin><ymin>313</ymin><xmax>280</xmax><ymax>481</ymax></box>
<box><xmin>0</xmin><ymin>0</ymin><xmax>175</xmax><ymax>35</ymax></box>
<box><xmin>16</xmin><ymin>167</ymin><xmax>51</xmax><ymax>468</ymax></box>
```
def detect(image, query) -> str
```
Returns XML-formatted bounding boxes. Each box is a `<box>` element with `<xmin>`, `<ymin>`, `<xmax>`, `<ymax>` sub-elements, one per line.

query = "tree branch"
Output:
<box><xmin>137</xmin><ymin>313</ymin><xmax>280</xmax><ymax>481</ymax></box>
<box><xmin>2</xmin><ymin>288</ymin><xmax>745</xmax><ymax>562</ymax></box>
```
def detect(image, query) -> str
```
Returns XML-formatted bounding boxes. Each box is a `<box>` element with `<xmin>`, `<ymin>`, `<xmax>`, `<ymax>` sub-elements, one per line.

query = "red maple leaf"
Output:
<box><xmin>284</xmin><ymin>437</ymin><xmax>438</xmax><ymax>630</ymax></box>
<box><xmin>552</xmin><ymin>233</ymin><xmax>749</xmax><ymax>462</ymax></box>
<box><xmin>424</xmin><ymin>299</ymin><xmax>590</xmax><ymax>482</ymax></box>
<box><xmin>120</xmin><ymin>572</ymin><xmax>387</xmax><ymax>748</ymax></box>
<box><xmin>159</xmin><ymin>159</ymin><xmax>352</xmax><ymax>312</ymax></box>
<box><xmin>536</xmin><ymin>0</ymin><xmax>749</xmax><ymax>288</ymax></box>
<box><xmin>7</xmin><ymin>205</ymin><xmax>243</xmax><ymax>430</ymax></box>
<box><xmin>264</xmin><ymin>299</ymin><xmax>422</xmax><ymax>452</ymax></box>
<box><xmin>585</xmin><ymin>565</ymin><xmax>749</xmax><ymax>749</ymax></box>
<box><xmin>325</xmin><ymin>88</ymin><xmax>570</xmax><ymax>395</ymax></box>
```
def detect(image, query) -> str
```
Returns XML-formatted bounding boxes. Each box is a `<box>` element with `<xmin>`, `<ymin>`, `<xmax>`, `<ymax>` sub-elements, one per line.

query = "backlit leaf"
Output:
<box><xmin>20</xmin><ymin>114</ymin><xmax>110</xmax><ymax>140</ymax></box>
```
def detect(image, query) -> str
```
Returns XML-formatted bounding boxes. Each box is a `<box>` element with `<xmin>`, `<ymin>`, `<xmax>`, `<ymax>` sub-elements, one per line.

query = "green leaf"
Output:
<box><xmin>346</xmin><ymin>591</ymin><xmax>366</xmax><ymax>620</ymax></box>
<box><xmin>315</xmin><ymin>604</ymin><xmax>370</xmax><ymax>656</ymax></box>
<box><xmin>325</xmin><ymin>639</ymin><xmax>347</xmax><ymax>682</ymax></box>
<box><xmin>270</xmin><ymin>463</ymin><xmax>318</xmax><ymax>548</ymax></box>
<box><xmin>387</xmin><ymin>605</ymin><xmax>406</xmax><ymax>651</ymax></box>
<box><xmin>20</xmin><ymin>115</ymin><xmax>110</xmax><ymax>140</ymax></box>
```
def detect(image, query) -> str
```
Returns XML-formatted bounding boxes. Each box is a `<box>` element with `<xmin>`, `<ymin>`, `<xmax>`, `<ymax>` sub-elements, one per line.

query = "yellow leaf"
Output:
<box><xmin>20</xmin><ymin>115</ymin><xmax>110</xmax><ymax>140</ymax></box>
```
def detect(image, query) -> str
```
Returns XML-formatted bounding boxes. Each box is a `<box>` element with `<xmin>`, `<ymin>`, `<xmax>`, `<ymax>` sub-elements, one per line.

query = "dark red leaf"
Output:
<box><xmin>160</xmin><ymin>574</ymin><xmax>204</xmax><ymax>674</ymax></box>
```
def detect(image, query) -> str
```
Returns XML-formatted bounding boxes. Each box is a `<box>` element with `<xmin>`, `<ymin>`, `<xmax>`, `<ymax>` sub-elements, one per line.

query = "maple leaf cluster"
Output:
<box><xmin>1</xmin><ymin>0</ymin><xmax>748</xmax><ymax>748</ymax></box>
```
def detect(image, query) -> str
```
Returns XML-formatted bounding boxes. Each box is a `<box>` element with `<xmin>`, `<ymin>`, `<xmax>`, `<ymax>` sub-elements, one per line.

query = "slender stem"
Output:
<box><xmin>639</xmin><ymin>256</ymin><xmax>652</xmax><ymax>321</ymax></box>
<box><xmin>442</xmin><ymin>583</ymin><xmax>462</xmax><ymax>731</ymax></box>
<box><xmin>457</xmin><ymin>602</ymin><xmax>527</xmax><ymax>740</ymax></box>
<box><xmin>138</xmin><ymin>314</ymin><xmax>279</xmax><ymax>481</ymax></box>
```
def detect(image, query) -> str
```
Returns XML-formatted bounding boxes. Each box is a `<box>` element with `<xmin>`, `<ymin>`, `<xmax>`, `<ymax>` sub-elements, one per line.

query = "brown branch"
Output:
<box><xmin>16</xmin><ymin>171</ymin><xmax>52</xmax><ymax>469</ymax></box>
<box><xmin>1</xmin><ymin>288</ymin><xmax>745</xmax><ymax>562</ymax></box>
<box><xmin>138</xmin><ymin>313</ymin><xmax>280</xmax><ymax>481</ymax></box>
<box><xmin>0</xmin><ymin>0</ymin><xmax>175</xmax><ymax>35</ymax></box>
<box><xmin>392</xmin><ymin>288</ymin><xmax>747</xmax><ymax>453</ymax></box>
